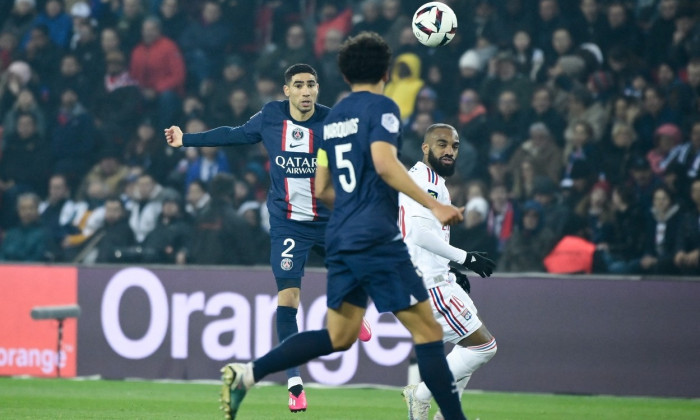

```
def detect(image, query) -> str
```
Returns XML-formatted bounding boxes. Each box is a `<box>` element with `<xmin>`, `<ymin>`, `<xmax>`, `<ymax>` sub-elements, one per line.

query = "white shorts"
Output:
<box><xmin>427</xmin><ymin>279</ymin><xmax>482</xmax><ymax>345</ymax></box>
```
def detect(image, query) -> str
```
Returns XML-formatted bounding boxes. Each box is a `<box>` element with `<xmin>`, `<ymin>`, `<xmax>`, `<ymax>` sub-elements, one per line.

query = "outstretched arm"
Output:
<box><xmin>165</xmin><ymin>125</ymin><xmax>256</xmax><ymax>148</ymax></box>
<box><xmin>409</xmin><ymin>216</ymin><xmax>494</xmax><ymax>277</ymax></box>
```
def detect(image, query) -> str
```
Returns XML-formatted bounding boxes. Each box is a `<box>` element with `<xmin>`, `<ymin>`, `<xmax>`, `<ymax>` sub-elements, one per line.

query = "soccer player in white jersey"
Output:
<box><xmin>399</xmin><ymin>123</ymin><xmax>497</xmax><ymax>420</ymax></box>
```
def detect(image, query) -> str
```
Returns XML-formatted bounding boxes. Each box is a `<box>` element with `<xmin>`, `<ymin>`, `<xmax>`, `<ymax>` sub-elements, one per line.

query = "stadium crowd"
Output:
<box><xmin>1</xmin><ymin>0</ymin><xmax>700</xmax><ymax>276</ymax></box>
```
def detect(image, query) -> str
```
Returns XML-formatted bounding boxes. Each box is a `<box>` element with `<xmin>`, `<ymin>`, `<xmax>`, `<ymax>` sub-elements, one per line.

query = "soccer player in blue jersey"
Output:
<box><xmin>217</xmin><ymin>32</ymin><xmax>468</xmax><ymax>420</ymax></box>
<box><xmin>164</xmin><ymin>63</ymin><xmax>371</xmax><ymax>413</ymax></box>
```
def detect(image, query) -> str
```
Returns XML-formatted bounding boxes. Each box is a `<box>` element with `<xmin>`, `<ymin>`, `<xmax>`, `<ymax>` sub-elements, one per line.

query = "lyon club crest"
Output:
<box><xmin>292</xmin><ymin>128</ymin><xmax>304</xmax><ymax>140</ymax></box>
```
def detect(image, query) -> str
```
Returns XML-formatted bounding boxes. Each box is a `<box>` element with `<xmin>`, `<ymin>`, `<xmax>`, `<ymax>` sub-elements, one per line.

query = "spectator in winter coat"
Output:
<box><xmin>647</xmin><ymin>123</ymin><xmax>683</xmax><ymax>175</ymax></box>
<box><xmin>497</xmin><ymin>199</ymin><xmax>557</xmax><ymax>272</ymax></box>
<box><xmin>596</xmin><ymin>184</ymin><xmax>646</xmax><ymax>274</ymax></box>
<box><xmin>95</xmin><ymin>196</ymin><xmax>136</xmax><ymax>263</ymax></box>
<box><xmin>0</xmin><ymin>193</ymin><xmax>50</xmax><ymax>262</ymax></box>
<box><xmin>674</xmin><ymin>178</ymin><xmax>700</xmax><ymax>275</ymax></box>
<box><xmin>2</xmin><ymin>0</ymin><xmax>37</xmax><ymax>42</ymax></box>
<box><xmin>50</xmin><ymin>87</ymin><xmax>98</xmax><ymax>187</ymax></box>
<box><xmin>185</xmin><ymin>146</ymin><xmax>231</xmax><ymax>190</ymax></box>
<box><xmin>178</xmin><ymin>173</ymin><xmax>255</xmax><ymax>265</ymax></box>
<box><xmin>141</xmin><ymin>189</ymin><xmax>191</xmax><ymax>264</ymax></box>
<box><xmin>638</xmin><ymin>185</ymin><xmax>682</xmax><ymax>275</ymax></box>
<box><xmin>2</xmin><ymin>88</ymin><xmax>46</xmax><ymax>139</ymax></box>
<box><xmin>39</xmin><ymin>174</ymin><xmax>85</xmax><ymax>257</ymax></box>
<box><xmin>384</xmin><ymin>52</ymin><xmax>425</xmax><ymax>123</ymax></box>
<box><xmin>29</xmin><ymin>0</ymin><xmax>72</xmax><ymax>49</ymax></box>
<box><xmin>126</xmin><ymin>172</ymin><xmax>163</xmax><ymax>243</ymax></box>
<box><xmin>508</xmin><ymin>122</ymin><xmax>563</xmax><ymax>185</ymax></box>
<box><xmin>129</xmin><ymin>16</ymin><xmax>185</xmax><ymax>130</ymax></box>
<box><xmin>179</xmin><ymin>1</ymin><xmax>231</xmax><ymax>90</ymax></box>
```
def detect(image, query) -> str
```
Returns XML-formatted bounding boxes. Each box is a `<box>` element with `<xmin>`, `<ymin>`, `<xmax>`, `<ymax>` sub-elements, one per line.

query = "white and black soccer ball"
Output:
<box><xmin>411</xmin><ymin>2</ymin><xmax>458</xmax><ymax>47</ymax></box>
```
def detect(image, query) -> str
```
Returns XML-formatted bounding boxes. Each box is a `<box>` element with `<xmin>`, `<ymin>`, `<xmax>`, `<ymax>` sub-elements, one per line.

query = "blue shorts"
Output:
<box><xmin>325</xmin><ymin>240</ymin><xmax>429</xmax><ymax>313</ymax></box>
<box><xmin>269</xmin><ymin>219</ymin><xmax>326</xmax><ymax>290</ymax></box>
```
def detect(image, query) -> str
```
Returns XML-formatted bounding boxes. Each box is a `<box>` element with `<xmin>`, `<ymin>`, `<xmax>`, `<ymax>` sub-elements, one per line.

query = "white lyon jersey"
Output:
<box><xmin>399</xmin><ymin>161</ymin><xmax>452</xmax><ymax>283</ymax></box>
<box><xmin>399</xmin><ymin>161</ymin><xmax>482</xmax><ymax>342</ymax></box>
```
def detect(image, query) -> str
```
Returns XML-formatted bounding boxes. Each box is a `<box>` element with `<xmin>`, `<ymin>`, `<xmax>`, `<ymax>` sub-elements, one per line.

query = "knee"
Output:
<box><xmin>484</xmin><ymin>339</ymin><xmax>497</xmax><ymax>360</ymax></box>
<box><xmin>277</xmin><ymin>288</ymin><xmax>300</xmax><ymax>308</ymax></box>
<box><xmin>332</xmin><ymin>339</ymin><xmax>354</xmax><ymax>352</ymax></box>
<box><xmin>469</xmin><ymin>337</ymin><xmax>498</xmax><ymax>363</ymax></box>
<box><xmin>328</xmin><ymin>329</ymin><xmax>357</xmax><ymax>351</ymax></box>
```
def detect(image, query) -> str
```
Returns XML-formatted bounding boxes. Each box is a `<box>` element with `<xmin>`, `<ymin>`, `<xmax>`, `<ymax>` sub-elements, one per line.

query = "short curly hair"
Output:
<box><xmin>337</xmin><ymin>31</ymin><xmax>391</xmax><ymax>85</ymax></box>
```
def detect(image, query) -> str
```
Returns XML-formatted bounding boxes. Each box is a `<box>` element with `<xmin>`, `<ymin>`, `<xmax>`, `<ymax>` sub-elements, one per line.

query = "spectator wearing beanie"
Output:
<box><xmin>452</xmin><ymin>196</ymin><xmax>499</xmax><ymax>262</ymax></box>
<box><xmin>457</xmin><ymin>49</ymin><xmax>484</xmax><ymax>92</ymax></box>
<box><xmin>648</xmin><ymin>123</ymin><xmax>683</xmax><ymax>175</ymax></box>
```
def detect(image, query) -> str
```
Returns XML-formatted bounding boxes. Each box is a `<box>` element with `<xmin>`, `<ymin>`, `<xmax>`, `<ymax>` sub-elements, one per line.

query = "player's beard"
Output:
<box><xmin>427</xmin><ymin>149</ymin><xmax>455</xmax><ymax>178</ymax></box>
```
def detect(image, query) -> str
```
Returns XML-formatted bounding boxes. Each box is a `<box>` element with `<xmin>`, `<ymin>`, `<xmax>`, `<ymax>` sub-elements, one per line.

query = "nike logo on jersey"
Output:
<box><xmin>289</xmin><ymin>143</ymin><xmax>304</xmax><ymax>148</ymax></box>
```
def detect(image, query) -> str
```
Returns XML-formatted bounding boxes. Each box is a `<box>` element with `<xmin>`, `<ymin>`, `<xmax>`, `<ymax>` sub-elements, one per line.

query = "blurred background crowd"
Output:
<box><xmin>1</xmin><ymin>0</ymin><xmax>700</xmax><ymax>276</ymax></box>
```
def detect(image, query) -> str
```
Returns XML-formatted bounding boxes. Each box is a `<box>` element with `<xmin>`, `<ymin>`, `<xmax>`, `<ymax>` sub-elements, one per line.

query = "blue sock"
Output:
<box><xmin>276</xmin><ymin>306</ymin><xmax>300</xmax><ymax>380</ymax></box>
<box><xmin>415</xmin><ymin>341</ymin><xmax>466</xmax><ymax>420</ymax></box>
<box><xmin>253</xmin><ymin>329</ymin><xmax>334</xmax><ymax>383</ymax></box>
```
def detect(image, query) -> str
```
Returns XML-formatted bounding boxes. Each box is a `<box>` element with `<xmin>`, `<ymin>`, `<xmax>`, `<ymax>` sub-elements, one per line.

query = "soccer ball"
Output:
<box><xmin>411</xmin><ymin>2</ymin><xmax>458</xmax><ymax>47</ymax></box>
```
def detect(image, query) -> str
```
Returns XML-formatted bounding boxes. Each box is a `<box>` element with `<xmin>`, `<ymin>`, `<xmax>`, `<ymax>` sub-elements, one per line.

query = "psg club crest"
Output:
<box><xmin>281</xmin><ymin>258</ymin><xmax>294</xmax><ymax>271</ymax></box>
<box><xmin>292</xmin><ymin>128</ymin><xmax>304</xmax><ymax>140</ymax></box>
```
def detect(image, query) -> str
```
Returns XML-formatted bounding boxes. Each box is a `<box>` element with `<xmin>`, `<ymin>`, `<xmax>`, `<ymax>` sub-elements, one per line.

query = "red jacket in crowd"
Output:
<box><xmin>129</xmin><ymin>36</ymin><xmax>186</xmax><ymax>95</ymax></box>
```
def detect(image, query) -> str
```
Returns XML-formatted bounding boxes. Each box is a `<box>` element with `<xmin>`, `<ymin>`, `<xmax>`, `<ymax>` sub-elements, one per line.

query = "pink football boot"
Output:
<box><xmin>288</xmin><ymin>389</ymin><xmax>307</xmax><ymax>413</ymax></box>
<box><xmin>358</xmin><ymin>318</ymin><xmax>372</xmax><ymax>342</ymax></box>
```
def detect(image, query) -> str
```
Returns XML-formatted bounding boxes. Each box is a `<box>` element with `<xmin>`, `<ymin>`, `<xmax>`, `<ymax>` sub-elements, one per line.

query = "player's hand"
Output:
<box><xmin>462</xmin><ymin>251</ymin><xmax>495</xmax><ymax>278</ymax></box>
<box><xmin>449</xmin><ymin>267</ymin><xmax>471</xmax><ymax>294</ymax></box>
<box><xmin>431</xmin><ymin>204</ymin><xmax>464</xmax><ymax>226</ymax></box>
<box><xmin>164</xmin><ymin>126</ymin><xmax>183</xmax><ymax>148</ymax></box>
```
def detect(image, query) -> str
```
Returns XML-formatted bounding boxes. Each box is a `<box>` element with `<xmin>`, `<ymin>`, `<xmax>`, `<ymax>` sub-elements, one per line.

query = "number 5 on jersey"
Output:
<box><xmin>335</xmin><ymin>143</ymin><xmax>356</xmax><ymax>193</ymax></box>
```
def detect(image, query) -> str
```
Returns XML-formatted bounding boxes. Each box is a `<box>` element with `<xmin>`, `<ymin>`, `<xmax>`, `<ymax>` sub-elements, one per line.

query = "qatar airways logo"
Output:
<box><xmin>274</xmin><ymin>156</ymin><xmax>317</xmax><ymax>175</ymax></box>
<box><xmin>324</xmin><ymin>118</ymin><xmax>359</xmax><ymax>140</ymax></box>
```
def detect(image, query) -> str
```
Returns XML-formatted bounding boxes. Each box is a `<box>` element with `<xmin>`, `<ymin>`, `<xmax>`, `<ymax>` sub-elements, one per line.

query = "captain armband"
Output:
<box><xmin>316</xmin><ymin>148</ymin><xmax>329</xmax><ymax>167</ymax></box>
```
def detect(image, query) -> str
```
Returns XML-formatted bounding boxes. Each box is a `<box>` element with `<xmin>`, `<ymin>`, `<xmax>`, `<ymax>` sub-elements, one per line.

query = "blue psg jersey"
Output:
<box><xmin>320</xmin><ymin>91</ymin><xmax>403</xmax><ymax>254</ymax></box>
<box><xmin>183</xmin><ymin>100</ymin><xmax>331</xmax><ymax>223</ymax></box>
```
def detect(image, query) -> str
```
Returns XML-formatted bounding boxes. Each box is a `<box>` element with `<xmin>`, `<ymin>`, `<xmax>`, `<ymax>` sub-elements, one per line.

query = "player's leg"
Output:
<box><xmin>219</xmin><ymin>302</ymin><xmax>363</xmax><ymax>420</ymax></box>
<box><xmin>430</xmin><ymin>326</ymin><xmax>497</xmax><ymax>420</ymax></box>
<box><xmin>395</xmin><ymin>302</ymin><xmax>466</xmax><ymax>420</ymax></box>
<box><xmin>412</xmin><ymin>283</ymin><xmax>497</xmax><ymax>420</ymax></box>
<box><xmin>357</xmin><ymin>240</ymin><xmax>465</xmax><ymax>419</ymax></box>
<box><xmin>270</xmin><ymin>222</ymin><xmax>316</xmax><ymax>410</ymax></box>
<box><xmin>451</xmin><ymin>324</ymin><xmax>497</xmax><ymax>393</ymax></box>
<box><xmin>220</xmin><ymin>326</ymin><xmax>337</xmax><ymax>420</ymax></box>
<box><xmin>252</xmin><ymin>301</ymin><xmax>364</xmax><ymax>380</ymax></box>
<box><xmin>312</xmin><ymin>242</ymin><xmax>372</xmax><ymax>343</ymax></box>
<box><xmin>275</xmin><ymin>283</ymin><xmax>306</xmax><ymax>410</ymax></box>
<box><xmin>220</xmin><ymin>251</ymin><xmax>366</xmax><ymax>419</ymax></box>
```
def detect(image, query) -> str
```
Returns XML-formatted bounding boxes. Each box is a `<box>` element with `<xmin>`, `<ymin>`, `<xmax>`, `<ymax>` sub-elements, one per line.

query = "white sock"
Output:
<box><xmin>414</xmin><ymin>338</ymin><xmax>497</xmax><ymax>402</ymax></box>
<box><xmin>287</xmin><ymin>376</ymin><xmax>303</xmax><ymax>389</ymax></box>
<box><xmin>243</xmin><ymin>362</ymin><xmax>256</xmax><ymax>389</ymax></box>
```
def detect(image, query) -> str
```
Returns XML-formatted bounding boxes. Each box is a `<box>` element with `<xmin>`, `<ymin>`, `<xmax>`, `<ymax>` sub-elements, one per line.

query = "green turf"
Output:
<box><xmin>0</xmin><ymin>377</ymin><xmax>698</xmax><ymax>419</ymax></box>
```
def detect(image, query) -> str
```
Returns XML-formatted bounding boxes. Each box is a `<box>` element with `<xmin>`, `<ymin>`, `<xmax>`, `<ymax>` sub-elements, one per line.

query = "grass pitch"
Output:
<box><xmin>0</xmin><ymin>377</ymin><xmax>698</xmax><ymax>419</ymax></box>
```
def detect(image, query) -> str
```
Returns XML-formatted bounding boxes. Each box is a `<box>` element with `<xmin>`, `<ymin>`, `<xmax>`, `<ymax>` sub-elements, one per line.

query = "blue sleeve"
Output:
<box><xmin>183</xmin><ymin>111</ymin><xmax>263</xmax><ymax>147</ymax></box>
<box><xmin>368</xmin><ymin>99</ymin><xmax>401</xmax><ymax>148</ymax></box>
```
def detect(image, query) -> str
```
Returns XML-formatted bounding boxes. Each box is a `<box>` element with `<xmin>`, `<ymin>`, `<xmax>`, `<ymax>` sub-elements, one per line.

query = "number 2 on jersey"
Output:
<box><xmin>335</xmin><ymin>143</ymin><xmax>356</xmax><ymax>193</ymax></box>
